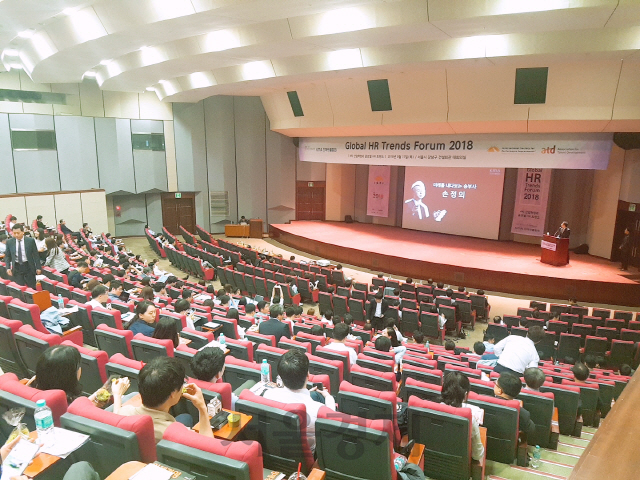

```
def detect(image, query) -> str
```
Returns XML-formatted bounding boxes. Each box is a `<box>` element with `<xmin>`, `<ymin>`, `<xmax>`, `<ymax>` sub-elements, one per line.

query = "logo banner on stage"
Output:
<box><xmin>367</xmin><ymin>165</ymin><xmax>391</xmax><ymax>217</ymax></box>
<box><xmin>299</xmin><ymin>133</ymin><xmax>612</xmax><ymax>170</ymax></box>
<box><xmin>511</xmin><ymin>168</ymin><xmax>551</xmax><ymax>237</ymax></box>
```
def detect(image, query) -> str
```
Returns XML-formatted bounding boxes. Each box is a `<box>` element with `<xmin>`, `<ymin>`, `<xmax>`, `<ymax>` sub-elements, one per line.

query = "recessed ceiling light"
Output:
<box><xmin>83</xmin><ymin>70</ymin><xmax>97</xmax><ymax>77</ymax></box>
<box><xmin>18</xmin><ymin>30</ymin><xmax>34</xmax><ymax>39</ymax></box>
<box><xmin>145</xmin><ymin>86</ymin><xmax>156</xmax><ymax>91</ymax></box>
<box><xmin>99</xmin><ymin>59</ymin><xmax>111</xmax><ymax>65</ymax></box>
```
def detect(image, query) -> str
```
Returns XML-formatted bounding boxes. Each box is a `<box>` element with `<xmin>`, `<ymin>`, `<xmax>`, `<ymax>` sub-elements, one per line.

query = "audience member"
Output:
<box><xmin>445</xmin><ymin>340</ymin><xmax>466</xmax><ymax>356</ymax></box>
<box><xmin>474</xmin><ymin>341</ymin><xmax>498</xmax><ymax>367</ymax></box>
<box><xmin>125</xmin><ymin>301</ymin><xmax>157</xmax><ymax>337</ymax></box>
<box><xmin>368</xmin><ymin>291</ymin><xmax>389</xmax><ymax>331</ymax></box>
<box><xmin>440</xmin><ymin>372</ymin><xmax>484</xmax><ymax>461</ymax></box>
<box><xmin>118</xmin><ymin>357</ymin><xmax>213</xmax><ymax>442</ymax></box>
<box><xmin>412</xmin><ymin>330</ymin><xmax>425</xmax><ymax>345</ymax></box>
<box><xmin>572</xmin><ymin>362</ymin><xmax>590</xmax><ymax>383</ymax></box>
<box><xmin>152</xmin><ymin>317</ymin><xmax>179</xmax><ymax>349</ymax></box>
<box><xmin>320</xmin><ymin>309</ymin><xmax>334</xmax><ymax>325</ymax></box>
<box><xmin>263</xmin><ymin>350</ymin><xmax>336</xmax><ymax>453</ymax></box>
<box><xmin>482</xmin><ymin>332</ymin><xmax>496</xmax><ymax>353</ymax></box>
<box><xmin>523</xmin><ymin>367</ymin><xmax>546</xmax><ymax>392</ymax></box>
<box><xmin>108</xmin><ymin>280</ymin><xmax>124</xmax><ymax>302</ymax></box>
<box><xmin>67</xmin><ymin>261</ymin><xmax>89</xmax><ymax>289</ymax></box>
<box><xmin>493</xmin><ymin>326</ymin><xmax>544</xmax><ymax>375</ymax></box>
<box><xmin>44</xmin><ymin>237</ymin><xmax>70</xmax><ymax>274</ymax></box>
<box><xmin>494</xmin><ymin>372</ymin><xmax>536</xmax><ymax>437</ymax></box>
<box><xmin>258</xmin><ymin>304</ymin><xmax>290</xmax><ymax>343</ymax></box>
<box><xmin>87</xmin><ymin>285</ymin><xmax>110</xmax><ymax>309</ymax></box>
<box><xmin>325</xmin><ymin>323</ymin><xmax>357</xmax><ymax>365</ymax></box>
<box><xmin>310</xmin><ymin>324</ymin><xmax>325</xmax><ymax>337</ymax></box>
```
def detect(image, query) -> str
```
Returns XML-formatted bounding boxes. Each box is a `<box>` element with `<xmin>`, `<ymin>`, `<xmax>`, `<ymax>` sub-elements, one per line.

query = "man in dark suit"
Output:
<box><xmin>619</xmin><ymin>228</ymin><xmax>631</xmax><ymax>271</ymax></box>
<box><xmin>367</xmin><ymin>291</ymin><xmax>389</xmax><ymax>332</ymax></box>
<box><xmin>258</xmin><ymin>304</ymin><xmax>291</xmax><ymax>344</ymax></box>
<box><xmin>554</xmin><ymin>221</ymin><xmax>571</xmax><ymax>239</ymax></box>
<box><xmin>5</xmin><ymin>224</ymin><xmax>41</xmax><ymax>289</ymax></box>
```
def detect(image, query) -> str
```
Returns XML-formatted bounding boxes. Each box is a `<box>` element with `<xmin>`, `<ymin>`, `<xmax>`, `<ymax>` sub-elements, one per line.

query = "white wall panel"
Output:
<box><xmin>133</xmin><ymin>151</ymin><xmax>168</xmax><ymax>193</ymax></box>
<box><xmin>9</xmin><ymin>113</ymin><xmax>54</xmax><ymax>130</ymax></box>
<box><xmin>0</xmin><ymin>196</ymin><xmax>27</xmax><ymax>226</ymax></box>
<box><xmin>164</xmin><ymin>120</ymin><xmax>178</xmax><ymax>192</ymax></box>
<box><xmin>139</xmin><ymin>91</ymin><xmax>173</xmax><ymax>120</ymax></box>
<box><xmin>55</xmin><ymin>116</ymin><xmax>100</xmax><ymax>191</ymax></box>
<box><xmin>234</xmin><ymin>97</ymin><xmax>267</xmax><ymax>224</ymax></box>
<box><xmin>103</xmin><ymin>91</ymin><xmax>140</xmax><ymax>119</ymax></box>
<box><xmin>95</xmin><ymin>118</ymin><xmax>136</xmax><ymax>194</ymax></box>
<box><xmin>25</xmin><ymin>195</ymin><xmax>56</xmax><ymax>228</ymax></box>
<box><xmin>145</xmin><ymin>194</ymin><xmax>163</xmax><ymax>234</ymax></box>
<box><xmin>131</xmin><ymin>119</ymin><xmax>164</xmax><ymax>134</ymax></box>
<box><xmin>79</xmin><ymin>79</ymin><xmax>105</xmax><ymax>118</ymax></box>
<box><xmin>174</xmin><ymin>102</ymin><xmax>208</xmax><ymax>228</ymax></box>
<box><xmin>53</xmin><ymin>193</ymin><xmax>83</xmax><ymax>231</ymax></box>
<box><xmin>0</xmin><ymin>114</ymin><xmax>16</xmax><ymax>194</ymax></box>
<box><xmin>204</xmin><ymin>96</ymin><xmax>236</xmax><ymax>231</ymax></box>
<box><xmin>13</xmin><ymin>151</ymin><xmax>61</xmax><ymax>193</ymax></box>
<box><xmin>266</xmin><ymin>117</ymin><xmax>295</xmax><ymax>227</ymax></box>
<box><xmin>81</xmin><ymin>191</ymin><xmax>109</xmax><ymax>235</ymax></box>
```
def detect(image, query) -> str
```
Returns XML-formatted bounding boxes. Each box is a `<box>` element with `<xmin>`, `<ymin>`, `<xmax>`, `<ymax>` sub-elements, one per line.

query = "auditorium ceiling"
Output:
<box><xmin>2</xmin><ymin>0</ymin><xmax>640</xmax><ymax>135</ymax></box>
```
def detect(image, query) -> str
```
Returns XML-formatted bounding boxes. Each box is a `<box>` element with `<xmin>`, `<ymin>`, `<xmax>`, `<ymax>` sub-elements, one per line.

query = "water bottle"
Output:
<box><xmin>260</xmin><ymin>359</ymin><xmax>270</xmax><ymax>383</ymax></box>
<box><xmin>218</xmin><ymin>333</ymin><xmax>226</xmax><ymax>347</ymax></box>
<box><xmin>57</xmin><ymin>294</ymin><xmax>64</xmax><ymax>309</ymax></box>
<box><xmin>531</xmin><ymin>445</ymin><xmax>541</xmax><ymax>469</ymax></box>
<box><xmin>393</xmin><ymin>456</ymin><xmax>407</xmax><ymax>472</ymax></box>
<box><xmin>426</xmin><ymin>340</ymin><xmax>430</xmax><ymax>353</ymax></box>
<box><xmin>34</xmin><ymin>399</ymin><xmax>55</xmax><ymax>447</ymax></box>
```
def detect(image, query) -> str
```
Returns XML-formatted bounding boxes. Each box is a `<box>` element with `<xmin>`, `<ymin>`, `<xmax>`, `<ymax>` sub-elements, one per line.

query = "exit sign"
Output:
<box><xmin>308</xmin><ymin>182</ymin><xmax>314</xmax><ymax>187</ymax></box>
<box><xmin>630</xmin><ymin>204</ymin><xmax>636</xmax><ymax>212</ymax></box>
<box><xmin>175</xmin><ymin>193</ymin><xmax>182</xmax><ymax>199</ymax></box>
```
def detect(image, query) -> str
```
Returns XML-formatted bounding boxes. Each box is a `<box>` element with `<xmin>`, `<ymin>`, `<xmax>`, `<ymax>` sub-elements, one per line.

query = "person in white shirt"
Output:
<box><xmin>319</xmin><ymin>310</ymin><xmax>334</xmax><ymax>326</ymax></box>
<box><xmin>86</xmin><ymin>285</ymin><xmax>114</xmax><ymax>310</ymax></box>
<box><xmin>324</xmin><ymin>324</ymin><xmax>357</xmax><ymax>365</ymax></box>
<box><xmin>441</xmin><ymin>372</ymin><xmax>485</xmax><ymax>461</ymax></box>
<box><xmin>263</xmin><ymin>349</ymin><xmax>336</xmax><ymax>453</ymax></box>
<box><xmin>493</xmin><ymin>325</ymin><xmax>545</xmax><ymax>375</ymax></box>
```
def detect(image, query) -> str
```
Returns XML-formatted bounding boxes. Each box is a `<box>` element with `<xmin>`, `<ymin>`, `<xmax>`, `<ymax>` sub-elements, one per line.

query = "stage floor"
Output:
<box><xmin>270</xmin><ymin>221</ymin><xmax>640</xmax><ymax>307</ymax></box>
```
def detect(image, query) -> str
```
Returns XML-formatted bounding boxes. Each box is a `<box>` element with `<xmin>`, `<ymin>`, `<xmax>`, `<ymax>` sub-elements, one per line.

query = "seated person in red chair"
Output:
<box><xmin>29</xmin><ymin>345</ymin><xmax>130</xmax><ymax>409</ymax></box>
<box><xmin>441</xmin><ymin>372</ymin><xmax>485</xmax><ymax>461</ymax></box>
<box><xmin>494</xmin><ymin>372</ymin><xmax>536</xmax><ymax>438</ymax></box>
<box><xmin>190</xmin><ymin>347</ymin><xmax>255</xmax><ymax>409</ymax></box>
<box><xmin>263</xmin><ymin>349</ymin><xmax>336</xmax><ymax>453</ymax></box>
<box><xmin>125</xmin><ymin>301</ymin><xmax>157</xmax><ymax>337</ymax></box>
<box><xmin>523</xmin><ymin>367</ymin><xmax>546</xmax><ymax>392</ymax></box>
<box><xmin>118</xmin><ymin>356</ymin><xmax>213</xmax><ymax>443</ymax></box>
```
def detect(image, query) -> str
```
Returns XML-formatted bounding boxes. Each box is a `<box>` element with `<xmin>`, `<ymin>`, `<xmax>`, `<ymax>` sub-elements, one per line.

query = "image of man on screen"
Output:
<box><xmin>405</xmin><ymin>181</ymin><xmax>429</xmax><ymax>220</ymax></box>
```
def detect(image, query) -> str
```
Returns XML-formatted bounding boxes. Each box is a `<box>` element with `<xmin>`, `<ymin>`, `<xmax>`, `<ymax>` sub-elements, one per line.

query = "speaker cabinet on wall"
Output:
<box><xmin>287</xmin><ymin>91</ymin><xmax>304</xmax><ymax>117</ymax></box>
<box><xmin>367</xmin><ymin>79</ymin><xmax>392</xmax><ymax>112</ymax></box>
<box><xmin>514</xmin><ymin>67</ymin><xmax>548</xmax><ymax>104</ymax></box>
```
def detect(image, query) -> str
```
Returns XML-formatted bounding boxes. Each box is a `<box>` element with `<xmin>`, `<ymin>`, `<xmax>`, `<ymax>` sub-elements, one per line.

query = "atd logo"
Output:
<box><xmin>487</xmin><ymin>146</ymin><xmax>500</xmax><ymax>152</ymax></box>
<box><xmin>541</xmin><ymin>145</ymin><xmax>556</xmax><ymax>154</ymax></box>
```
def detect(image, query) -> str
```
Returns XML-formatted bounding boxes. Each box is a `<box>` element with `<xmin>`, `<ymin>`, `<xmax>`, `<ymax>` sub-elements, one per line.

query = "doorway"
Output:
<box><xmin>612</xmin><ymin>200</ymin><xmax>640</xmax><ymax>269</ymax></box>
<box><xmin>162</xmin><ymin>193</ymin><xmax>196</xmax><ymax>235</ymax></box>
<box><xmin>296</xmin><ymin>181</ymin><xmax>325</xmax><ymax>221</ymax></box>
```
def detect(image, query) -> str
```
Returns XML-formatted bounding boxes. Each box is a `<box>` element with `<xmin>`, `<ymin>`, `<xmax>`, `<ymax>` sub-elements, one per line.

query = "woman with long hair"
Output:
<box><xmin>31</xmin><ymin>345</ymin><xmax>131</xmax><ymax>410</ymax></box>
<box><xmin>125</xmin><ymin>301</ymin><xmax>157</xmax><ymax>337</ymax></box>
<box><xmin>32</xmin><ymin>345</ymin><xmax>83</xmax><ymax>404</ymax></box>
<box><xmin>152</xmin><ymin>317</ymin><xmax>179</xmax><ymax>349</ymax></box>
<box><xmin>44</xmin><ymin>237</ymin><xmax>70</xmax><ymax>274</ymax></box>
<box><xmin>440</xmin><ymin>372</ymin><xmax>485</xmax><ymax>461</ymax></box>
<box><xmin>34</xmin><ymin>228</ymin><xmax>48</xmax><ymax>260</ymax></box>
<box><xmin>139</xmin><ymin>286</ymin><xmax>154</xmax><ymax>302</ymax></box>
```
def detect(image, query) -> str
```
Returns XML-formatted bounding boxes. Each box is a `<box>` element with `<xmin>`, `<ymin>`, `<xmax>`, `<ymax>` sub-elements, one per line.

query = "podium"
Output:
<box><xmin>541</xmin><ymin>235</ymin><xmax>570</xmax><ymax>266</ymax></box>
<box><xmin>249</xmin><ymin>219</ymin><xmax>263</xmax><ymax>239</ymax></box>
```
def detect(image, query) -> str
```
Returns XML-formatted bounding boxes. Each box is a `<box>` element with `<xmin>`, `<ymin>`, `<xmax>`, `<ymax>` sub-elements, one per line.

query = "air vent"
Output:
<box><xmin>11</xmin><ymin>130</ymin><xmax>57</xmax><ymax>150</ymax></box>
<box><xmin>0</xmin><ymin>89</ymin><xmax>67</xmax><ymax>105</ymax></box>
<box><xmin>210</xmin><ymin>191</ymin><xmax>229</xmax><ymax>217</ymax></box>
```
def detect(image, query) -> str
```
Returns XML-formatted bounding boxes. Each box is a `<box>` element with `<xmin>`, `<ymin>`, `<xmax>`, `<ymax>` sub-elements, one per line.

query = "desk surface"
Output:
<box><xmin>193</xmin><ymin>408</ymin><xmax>253</xmax><ymax>441</ymax></box>
<box><xmin>105</xmin><ymin>461</ymin><xmax>146</xmax><ymax>480</ymax></box>
<box><xmin>24</xmin><ymin>432</ymin><xmax>60</xmax><ymax>478</ymax></box>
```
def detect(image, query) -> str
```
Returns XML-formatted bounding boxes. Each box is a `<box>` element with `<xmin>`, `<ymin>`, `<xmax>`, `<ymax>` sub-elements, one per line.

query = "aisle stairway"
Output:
<box><xmin>484</xmin><ymin>426</ymin><xmax>597</xmax><ymax>480</ymax></box>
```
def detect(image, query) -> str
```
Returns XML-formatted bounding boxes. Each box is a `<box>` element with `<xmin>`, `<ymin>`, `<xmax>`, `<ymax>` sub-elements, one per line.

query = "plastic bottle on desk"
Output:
<box><xmin>34</xmin><ymin>399</ymin><xmax>55</xmax><ymax>447</ymax></box>
<box><xmin>57</xmin><ymin>294</ymin><xmax>64</xmax><ymax>309</ymax></box>
<box><xmin>260</xmin><ymin>359</ymin><xmax>270</xmax><ymax>383</ymax></box>
<box><xmin>426</xmin><ymin>340</ymin><xmax>430</xmax><ymax>353</ymax></box>
<box><xmin>218</xmin><ymin>333</ymin><xmax>226</xmax><ymax>347</ymax></box>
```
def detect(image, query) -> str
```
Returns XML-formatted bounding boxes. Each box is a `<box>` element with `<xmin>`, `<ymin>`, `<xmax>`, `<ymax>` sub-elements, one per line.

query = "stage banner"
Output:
<box><xmin>511</xmin><ymin>168</ymin><xmax>552</xmax><ymax>237</ymax></box>
<box><xmin>299</xmin><ymin>133</ymin><xmax>612</xmax><ymax>169</ymax></box>
<box><xmin>367</xmin><ymin>165</ymin><xmax>391</xmax><ymax>217</ymax></box>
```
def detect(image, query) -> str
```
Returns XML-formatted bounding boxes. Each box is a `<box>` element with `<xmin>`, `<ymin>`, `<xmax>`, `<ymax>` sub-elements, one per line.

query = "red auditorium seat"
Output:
<box><xmin>0</xmin><ymin>373</ymin><xmax>68</xmax><ymax>428</ymax></box>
